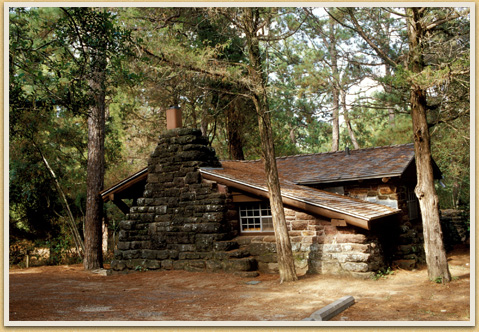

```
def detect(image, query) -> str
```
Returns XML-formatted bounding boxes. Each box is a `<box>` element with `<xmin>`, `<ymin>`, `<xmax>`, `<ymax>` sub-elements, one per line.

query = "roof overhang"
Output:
<box><xmin>200</xmin><ymin>169</ymin><xmax>400</xmax><ymax>230</ymax></box>
<box><xmin>296</xmin><ymin>172</ymin><xmax>405</xmax><ymax>185</ymax></box>
<box><xmin>100</xmin><ymin>167</ymin><xmax>148</xmax><ymax>202</ymax></box>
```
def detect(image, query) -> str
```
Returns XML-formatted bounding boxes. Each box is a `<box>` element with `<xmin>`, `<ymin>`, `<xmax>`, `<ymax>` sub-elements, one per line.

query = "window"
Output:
<box><xmin>239</xmin><ymin>202</ymin><xmax>273</xmax><ymax>233</ymax></box>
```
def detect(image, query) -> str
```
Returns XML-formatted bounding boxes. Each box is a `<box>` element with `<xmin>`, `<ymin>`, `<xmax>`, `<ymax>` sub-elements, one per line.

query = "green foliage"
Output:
<box><xmin>431</xmin><ymin>116</ymin><xmax>470</xmax><ymax>210</ymax></box>
<box><xmin>432</xmin><ymin>276</ymin><xmax>444</xmax><ymax>284</ymax></box>
<box><xmin>134</xmin><ymin>264</ymin><xmax>148</xmax><ymax>272</ymax></box>
<box><xmin>372</xmin><ymin>266</ymin><xmax>394</xmax><ymax>280</ymax></box>
<box><xmin>44</xmin><ymin>236</ymin><xmax>82</xmax><ymax>265</ymax></box>
<box><xmin>9</xmin><ymin>7</ymin><xmax>138</xmax><ymax>256</ymax></box>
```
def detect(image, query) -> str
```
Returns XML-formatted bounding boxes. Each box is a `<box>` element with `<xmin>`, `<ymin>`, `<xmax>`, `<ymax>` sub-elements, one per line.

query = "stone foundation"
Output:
<box><xmin>343</xmin><ymin>181</ymin><xmax>426</xmax><ymax>270</ymax></box>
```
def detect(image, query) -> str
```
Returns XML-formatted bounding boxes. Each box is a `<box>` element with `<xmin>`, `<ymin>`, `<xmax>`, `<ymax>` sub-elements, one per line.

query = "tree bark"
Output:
<box><xmin>383</xmin><ymin>12</ymin><xmax>396</xmax><ymax>128</ymax></box>
<box><xmin>407</xmin><ymin>7</ymin><xmax>451</xmax><ymax>282</ymax></box>
<box><xmin>243</xmin><ymin>8</ymin><xmax>297</xmax><ymax>283</ymax></box>
<box><xmin>255</xmin><ymin>98</ymin><xmax>298</xmax><ymax>283</ymax></box>
<box><xmin>329</xmin><ymin>17</ymin><xmax>340</xmax><ymax>152</ymax></box>
<box><xmin>385</xmin><ymin>63</ymin><xmax>396</xmax><ymax>127</ymax></box>
<box><xmin>341</xmin><ymin>90</ymin><xmax>359</xmax><ymax>149</ymax></box>
<box><xmin>83</xmin><ymin>52</ymin><xmax>107</xmax><ymax>270</ymax></box>
<box><xmin>226</xmin><ymin>98</ymin><xmax>245</xmax><ymax>160</ymax></box>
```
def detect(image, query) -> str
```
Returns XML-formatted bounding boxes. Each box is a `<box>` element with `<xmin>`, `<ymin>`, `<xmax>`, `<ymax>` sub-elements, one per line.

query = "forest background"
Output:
<box><xmin>8</xmin><ymin>6</ymin><xmax>471</xmax><ymax>267</ymax></box>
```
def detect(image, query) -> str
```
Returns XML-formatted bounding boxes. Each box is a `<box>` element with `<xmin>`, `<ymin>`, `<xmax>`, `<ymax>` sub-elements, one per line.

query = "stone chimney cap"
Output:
<box><xmin>169</xmin><ymin>105</ymin><xmax>180</xmax><ymax>109</ymax></box>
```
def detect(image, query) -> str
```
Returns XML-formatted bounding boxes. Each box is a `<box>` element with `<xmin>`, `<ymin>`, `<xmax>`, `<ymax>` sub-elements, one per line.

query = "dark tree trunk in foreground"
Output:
<box><xmin>407</xmin><ymin>7</ymin><xmax>451</xmax><ymax>282</ymax></box>
<box><xmin>226</xmin><ymin>98</ymin><xmax>245</xmax><ymax>160</ymax></box>
<box><xmin>83</xmin><ymin>52</ymin><xmax>107</xmax><ymax>270</ymax></box>
<box><xmin>243</xmin><ymin>8</ymin><xmax>297</xmax><ymax>283</ymax></box>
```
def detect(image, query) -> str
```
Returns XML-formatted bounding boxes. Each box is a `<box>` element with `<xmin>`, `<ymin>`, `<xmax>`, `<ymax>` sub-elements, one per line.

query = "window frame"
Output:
<box><xmin>238</xmin><ymin>202</ymin><xmax>274</xmax><ymax>233</ymax></box>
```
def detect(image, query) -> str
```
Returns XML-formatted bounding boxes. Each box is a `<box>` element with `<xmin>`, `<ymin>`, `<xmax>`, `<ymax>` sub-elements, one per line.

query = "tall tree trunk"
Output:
<box><xmin>341</xmin><ymin>90</ymin><xmax>359</xmax><ymax>149</ymax></box>
<box><xmin>226</xmin><ymin>98</ymin><xmax>245</xmax><ymax>160</ymax></box>
<box><xmin>244</xmin><ymin>8</ymin><xmax>297</xmax><ymax>283</ymax></box>
<box><xmin>330</xmin><ymin>17</ymin><xmax>340</xmax><ymax>152</ymax></box>
<box><xmin>331</xmin><ymin>89</ymin><xmax>340</xmax><ymax>152</ymax></box>
<box><xmin>407</xmin><ymin>7</ymin><xmax>451</xmax><ymax>282</ymax></box>
<box><xmin>83</xmin><ymin>53</ymin><xmax>107</xmax><ymax>270</ymax></box>
<box><xmin>200</xmin><ymin>106</ymin><xmax>209</xmax><ymax>137</ymax></box>
<box><xmin>384</xmin><ymin>12</ymin><xmax>395</xmax><ymax>127</ymax></box>
<box><xmin>385</xmin><ymin>63</ymin><xmax>396</xmax><ymax>127</ymax></box>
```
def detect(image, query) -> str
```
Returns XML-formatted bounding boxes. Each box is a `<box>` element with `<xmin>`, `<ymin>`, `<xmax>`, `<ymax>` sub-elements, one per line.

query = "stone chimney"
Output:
<box><xmin>111</xmin><ymin>128</ymin><xmax>237</xmax><ymax>275</ymax></box>
<box><xmin>166</xmin><ymin>105</ymin><xmax>182</xmax><ymax>130</ymax></box>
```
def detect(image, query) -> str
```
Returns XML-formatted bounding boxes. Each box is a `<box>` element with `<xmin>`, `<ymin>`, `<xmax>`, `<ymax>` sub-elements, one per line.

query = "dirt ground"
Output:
<box><xmin>8</xmin><ymin>245</ymin><xmax>471</xmax><ymax>323</ymax></box>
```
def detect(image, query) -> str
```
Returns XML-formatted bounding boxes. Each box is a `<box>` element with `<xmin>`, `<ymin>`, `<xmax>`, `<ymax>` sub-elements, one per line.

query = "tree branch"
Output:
<box><xmin>425</xmin><ymin>8</ymin><xmax>469</xmax><ymax>31</ymax></box>
<box><xmin>343</xmin><ymin>8</ymin><xmax>398</xmax><ymax>68</ymax></box>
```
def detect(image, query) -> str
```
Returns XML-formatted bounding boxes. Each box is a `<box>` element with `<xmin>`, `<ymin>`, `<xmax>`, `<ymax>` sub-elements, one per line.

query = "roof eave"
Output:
<box><xmin>296</xmin><ymin>173</ymin><xmax>404</xmax><ymax>185</ymax></box>
<box><xmin>100</xmin><ymin>167</ymin><xmax>148</xmax><ymax>202</ymax></box>
<box><xmin>200</xmin><ymin>169</ymin><xmax>400</xmax><ymax>230</ymax></box>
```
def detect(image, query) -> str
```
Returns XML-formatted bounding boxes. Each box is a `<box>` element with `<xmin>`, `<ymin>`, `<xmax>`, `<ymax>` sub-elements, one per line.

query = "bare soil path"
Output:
<box><xmin>8</xmin><ymin>245</ymin><xmax>471</xmax><ymax>323</ymax></box>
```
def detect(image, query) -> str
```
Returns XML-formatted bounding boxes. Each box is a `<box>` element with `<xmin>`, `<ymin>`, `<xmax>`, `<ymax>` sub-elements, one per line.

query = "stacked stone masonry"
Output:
<box><xmin>111</xmin><ymin>128</ymin><xmax>258</xmax><ymax>277</ymax></box>
<box><xmin>235</xmin><ymin>207</ymin><xmax>385</xmax><ymax>279</ymax></box>
<box><xmin>440</xmin><ymin>209</ymin><xmax>470</xmax><ymax>249</ymax></box>
<box><xmin>345</xmin><ymin>181</ymin><xmax>426</xmax><ymax>270</ymax></box>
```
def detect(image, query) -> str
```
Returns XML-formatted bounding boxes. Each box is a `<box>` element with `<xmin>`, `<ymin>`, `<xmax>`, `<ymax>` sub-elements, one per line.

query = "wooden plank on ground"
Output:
<box><xmin>303</xmin><ymin>295</ymin><xmax>355</xmax><ymax>321</ymax></box>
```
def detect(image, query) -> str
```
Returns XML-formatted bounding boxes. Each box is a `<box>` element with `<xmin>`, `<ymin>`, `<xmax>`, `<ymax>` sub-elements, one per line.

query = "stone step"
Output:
<box><xmin>223</xmin><ymin>257</ymin><xmax>258</xmax><ymax>272</ymax></box>
<box><xmin>214</xmin><ymin>249</ymin><xmax>250</xmax><ymax>260</ymax></box>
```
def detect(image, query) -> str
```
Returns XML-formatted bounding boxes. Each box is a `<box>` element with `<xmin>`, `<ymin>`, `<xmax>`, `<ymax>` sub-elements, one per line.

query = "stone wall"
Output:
<box><xmin>346</xmin><ymin>182</ymin><xmax>400</xmax><ymax>209</ymax></box>
<box><xmin>234</xmin><ymin>207</ymin><xmax>386</xmax><ymax>279</ymax></box>
<box><xmin>344</xmin><ymin>181</ymin><xmax>426</xmax><ymax>270</ymax></box>
<box><xmin>111</xmin><ymin>129</ymin><xmax>257</xmax><ymax>276</ymax></box>
<box><xmin>440</xmin><ymin>209</ymin><xmax>470</xmax><ymax>249</ymax></box>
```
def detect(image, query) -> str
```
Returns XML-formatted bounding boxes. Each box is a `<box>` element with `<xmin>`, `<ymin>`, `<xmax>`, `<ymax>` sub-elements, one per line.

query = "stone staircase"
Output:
<box><xmin>210</xmin><ymin>240</ymin><xmax>259</xmax><ymax>277</ymax></box>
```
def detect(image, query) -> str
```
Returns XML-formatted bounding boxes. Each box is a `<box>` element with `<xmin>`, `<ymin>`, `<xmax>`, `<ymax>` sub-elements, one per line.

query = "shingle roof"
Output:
<box><xmin>102</xmin><ymin>144</ymin><xmax>427</xmax><ymax>229</ymax></box>
<box><xmin>276</xmin><ymin>143</ymin><xmax>417</xmax><ymax>184</ymax></box>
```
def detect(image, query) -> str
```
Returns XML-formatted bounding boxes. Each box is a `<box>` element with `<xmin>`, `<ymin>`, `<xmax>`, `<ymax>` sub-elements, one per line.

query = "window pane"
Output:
<box><xmin>262</xmin><ymin>217</ymin><xmax>273</xmax><ymax>231</ymax></box>
<box><xmin>261</xmin><ymin>207</ymin><xmax>271</xmax><ymax>216</ymax></box>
